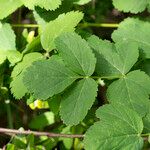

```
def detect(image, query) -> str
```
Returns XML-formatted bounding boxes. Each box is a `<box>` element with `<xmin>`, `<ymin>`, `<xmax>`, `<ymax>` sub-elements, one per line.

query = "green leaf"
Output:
<box><xmin>41</xmin><ymin>11</ymin><xmax>83</xmax><ymax>51</ymax></box>
<box><xmin>11</xmin><ymin>53</ymin><xmax>43</xmax><ymax>77</ymax></box>
<box><xmin>107</xmin><ymin>70</ymin><xmax>150</xmax><ymax>117</ymax></box>
<box><xmin>0</xmin><ymin>50</ymin><xmax>22</xmax><ymax>65</ymax></box>
<box><xmin>23</xmin><ymin>36</ymin><xmax>42</xmax><ymax>54</ymax></box>
<box><xmin>73</xmin><ymin>0</ymin><xmax>91</xmax><ymax>5</ymax></box>
<box><xmin>59</xmin><ymin>126</ymin><xmax>73</xmax><ymax>150</ymax></box>
<box><xmin>112</xmin><ymin>18</ymin><xmax>150</xmax><ymax>58</ymax></box>
<box><xmin>10</xmin><ymin>74</ymin><xmax>27</xmax><ymax>99</ymax></box>
<box><xmin>88</xmin><ymin>35</ymin><xmax>138</xmax><ymax>77</ymax></box>
<box><xmin>22</xmin><ymin>0</ymin><xmax>61</xmax><ymax>11</ymax></box>
<box><xmin>10</xmin><ymin>52</ymin><xmax>43</xmax><ymax>99</ymax></box>
<box><xmin>29</xmin><ymin>112</ymin><xmax>55</xmax><ymax>129</ymax></box>
<box><xmin>60</xmin><ymin>78</ymin><xmax>98</xmax><ymax>125</ymax></box>
<box><xmin>6</xmin><ymin>143</ymin><xmax>15</xmax><ymax>150</ymax></box>
<box><xmin>0</xmin><ymin>23</ymin><xmax>18</xmax><ymax>64</ymax></box>
<box><xmin>48</xmin><ymin>95</ymin><xmax>61</xmax><ymax>115</ymax></box>
<box><xmin>55</xmin><ymin>33</ymin><xmax>96</xmax><ymax>76</ymax></box>
<box><xmin>143</xmin><ymin>108</ymin><xmax>150</xmax><ymax>133</ymax></box>
<box><xmin>141</xmin><ymin>60</ymin><xmax>150</xmax><ymax>76</ymax></box>
<box><xmin>143</xmin><ymin>115</ymin><xmax>150</xmax><ymax>133</ymax></box>
<box><xmin>33</xmin><ymin>0</ymin><xmax>73</xmax><ymax>28</ymax></box>
<box><xmin>27</xmin><ymin>134</ymin><xmax>34</xmax><ymax>148</ymax></box>
<box><xmin>0</xmin><ymin>0</ymin><xmax>23</xmax><ymax>19</ymax></box>
<box><xmin>112</xmin><ymin>0</ymin><xmax>148</xmax><ymax>13</ymax></box>
<box><xmin>84</xmin><ymin>104</ymin><xmax>143</xmax><ymax>150</ymax></box>
<box><xmin>23</xmin><ymin>56</ymin><xmax>80</xmax><ymax>100</ymax></box>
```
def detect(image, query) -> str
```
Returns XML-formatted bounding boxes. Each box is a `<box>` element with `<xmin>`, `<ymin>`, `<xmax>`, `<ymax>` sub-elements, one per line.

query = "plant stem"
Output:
<box><xmin>11</xmin><ymin>23</ymin><xmax>119</xmax><ymax>28</ymax></box>
<box><xmin>12</xmin><ymin>24</ymin><xmax>39</xmax><ymax>28</ymax></box>
<box><xmin>5</xmin><ymin>100</ymin><xmax>13</xmax><ymax>129</ymax></box>
<box><xmin>0</xmin><ymin>128</ymin><xmax>84</xmax><ymax>138</ymax></box>
<box><xmin>79</xmin><ymin>23</ymin><xmax>119</xmax><ymax>28</ymax></box>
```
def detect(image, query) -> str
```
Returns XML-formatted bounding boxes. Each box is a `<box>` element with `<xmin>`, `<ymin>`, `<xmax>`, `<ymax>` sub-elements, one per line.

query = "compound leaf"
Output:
<box><xmin>84</xmin><ymin>104</ymin><xmax>143</xmax><ymax>150</ymax></box>
<box><xmin>41</xmin><ymin>11</ymin><xmax>83</xmax><ymax>51</ymax></box>
<box><xmin>88</xmin><ymin>35</ymin><xmax>138</xmax><ymax>77</ymax></box>
<box><xmin>112</xmin><ymin>18</ymin><xmax>150</xmax><ymax>58</ymax></box>
<box><xmin>55</xmin><ymin>33</ymin><xmax>96</xmax><ymax>76</ymax></box>
<box><xmin>23</xmin><ymin>56</ymin><xmax>80</xmax><ymax>100</ymax></box>
<box><xmin>112</xmin><ymin>0</ymin><xmax>148</xmax><ymax>13</ymax></box>
<box><xmin>60</xmin><ymin>78</ymin><xmax>97</xmax><ymax>125</ymax></box>
<box><xmin>107</xmin><ymin>70</ymin><xmax>150</xmax><ymax>117</ymax></box>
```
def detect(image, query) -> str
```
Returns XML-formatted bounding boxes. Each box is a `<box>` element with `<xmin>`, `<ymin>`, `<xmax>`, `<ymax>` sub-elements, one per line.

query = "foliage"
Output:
<box><xmin>0</xmin><ymin>0</ymin><xmax>150</xmax><ymax>149</ymax></box>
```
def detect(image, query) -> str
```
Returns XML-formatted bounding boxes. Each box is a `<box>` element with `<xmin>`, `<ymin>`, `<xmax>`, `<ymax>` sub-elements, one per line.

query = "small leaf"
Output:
<box><xmin>10</xmin><ymin>74</ymin><xmax>27</xmax><ymax>99</ymax></box>
<box><xmin>84</xmin><ymin>104</ymin><xmax>143</xmax><ymax>150</ymax></box>
<box><xmin>74</xmin><ymin>0</ymin><xmax>91</xmax><ymax>5</ymax></box>
<box><xmin>0</xmin><ymin>0</ymin><xmax>22</xmax><ymax>19</ymax></box>
<box><xmin>0</xmin><ymin>23</ymin><xmax>19</xmax><ymax>64</ymax></box>
<box><xmin>107</xmin><ymin>70</ymin><xmax>150</xmax><ymax>116</ymax></box>
<box><xmin>0</xmin><ymin>23</ymin><xmax>16</xmax><ymax>50</ymax></box>
<box><xmin>112</xmin><ymin>18</ymin><xmax>150</xmax><ymax>58</ymax></box>
<box><xmin>29</xmin><ymin>112</ymin><xmax>55</xmax><ymax>129</ymax></box>
<box><xmin>60</xmin><ymin>78</ymin><xmax>98</xmax><ymax>125</ymax></box>
<box><xmin>48</xmin><ymin>95</ymin><xmax>61</xmax><ymax>115</ymax></box>
<box><xmin>55</xmin><ymin>32</ymin><xmax>96</xmax><ymax>76</ymax></box>
<box><xmin>10</xmin><ymin>52</ymin><xmax>43</xmax><ymax>99</ymax></box>
<box><xmin>23</xmin><ymin>56</ymin><xmax>80</xmax><ymax>100</ymax></box>
<box><xmin>33</xmin><ymin>0</ymin><xmax>73</xmax><ymax>28</ymax></box>
<box><xmin>41</xmin><ymin>11</ymin><xmax>83</xmax><ymax>51</ymax></box>
<box><xmin>22</xmin><ymin>0</ymin><xmax>61</xmax><ymax>11</ymax></box>
<box><xmin>112</xmin><ymin>0</ymin><xmax>148</xmax><ymax>13</ymax></box>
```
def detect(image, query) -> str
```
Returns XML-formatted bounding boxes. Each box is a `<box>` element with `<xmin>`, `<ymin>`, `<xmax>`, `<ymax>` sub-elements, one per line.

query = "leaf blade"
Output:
<box><xmin>55</xmin><ymin>33</ymin><xmax>96</xmax><ymax>76</ymax></box>
<box><xmin>60</xmin><ymin>78</ymin><xmax>98</xmax><ymax>125</ymax></box>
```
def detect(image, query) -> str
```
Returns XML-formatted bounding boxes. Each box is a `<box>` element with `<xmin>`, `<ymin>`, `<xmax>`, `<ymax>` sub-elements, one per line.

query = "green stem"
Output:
<box><xmin>12</xmin><ymin>24</ymin><xmax>39</xmax><ymax>28</ymax></box>
<box><xmin>11</xmin><ymin>23</ymin><xmax>119</xmax><ymax>28</ymax></box>
<box><xmin>141</xmin><ymin>133</ymin><xmax>150</xmax><ymax>137</ymax></box>
<box><xmin>79</xmin><ymin>23</ymin><xmax>119</xmax><ymax>28</ymax></box>
<box><xmin>5</xmin><ymin>100</ymin><xmax>13</xmax><ymax>129</ymax></box>
<box><xmin>92</xmin><ymin>75</ymin><xmax>122</xmax><ymax>80</ymax></box>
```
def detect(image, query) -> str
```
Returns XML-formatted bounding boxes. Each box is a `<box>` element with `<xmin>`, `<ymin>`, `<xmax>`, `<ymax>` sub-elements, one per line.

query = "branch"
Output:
<box><xmin>0</xmin><ymin>128</ymin><xmax>84</xmax><ymax>138</ymax></box>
